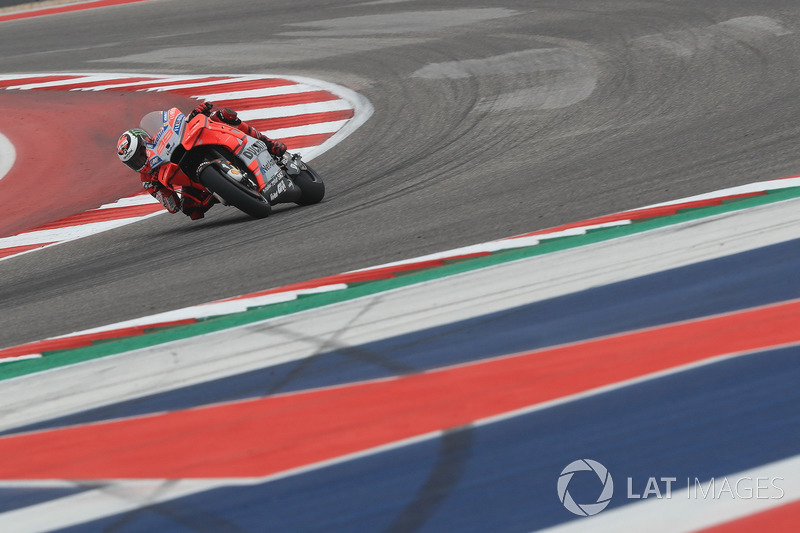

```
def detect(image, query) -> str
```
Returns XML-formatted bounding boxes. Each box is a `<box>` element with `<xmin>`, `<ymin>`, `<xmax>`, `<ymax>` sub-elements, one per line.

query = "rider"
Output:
<box><xmin>116</xmin><ymin>101</ymin><xmax>287</xmax><ymax>220</ymax></box>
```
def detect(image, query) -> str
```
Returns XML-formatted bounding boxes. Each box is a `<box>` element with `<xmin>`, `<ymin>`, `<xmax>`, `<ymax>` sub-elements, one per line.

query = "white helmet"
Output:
<box><xmin>117</xmin><ymin>129</ymin><xmax>150</xmax><ymax>171</ymax></box>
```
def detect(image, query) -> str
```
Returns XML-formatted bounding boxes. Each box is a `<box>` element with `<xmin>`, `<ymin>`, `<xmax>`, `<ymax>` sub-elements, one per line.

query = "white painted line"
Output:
<box><xmin>192</xmin><ymin>84</ymin><xmax>322</xmax><ymax>102</ymax></box>
<box><xmin>0</xmin><ymin>212</ymin><xmax>163</xmax><ymax>252</ymax></box>
<box><xmin>0</xmin><ymin>479</ymin><xmax>227</xmax><ymax>533</ymax></box>
<box><xmin>70</xmin><ymin>76</ymin><xmax>199</xmax><ymax>91</ymax></box>
<box><xmin>642</xmin><ymin>176</ymin><xmax>800</xmax><ymax>208</ymax></box>
<box><xmin>141</xmin><ymin>76</ymin><xmax>267</xmax><ymax>92</ymax></box>
<box><xmin>0</xmin><ymin>75</ymin><xmax>43</xmax><ymax>81</ymax></box>
<box><xmin>279</xmin><ymin>75</ymin><xmax>374</xmax><ymax>161</ymax></box>
<box><xmin>5</xmin><ymin>74</ymin><xmax>118</xmax><ymax>90</ymax></box>
<box><xmin>0</xmin><ymin>131</ymin><xmax>16</xmax><ymax>181</ymax></box>
<box><xmin>0</xmin><ymin>196</ymin><xmax>160</xmax><ymax>263</ymax></box>
<box><xmin>0</xmin><ymin>354</ymin><xmax>41</xmax><ymax>363</ymax></box>
<box><xmin>0</xmin><ymin>480</ymin><xmax>82</xmax><ymax>489</ymax></box>
<box><xmin>95</xmin><ymin>194</ymin><xmax>159</xmax><ymax>209</ymax></box>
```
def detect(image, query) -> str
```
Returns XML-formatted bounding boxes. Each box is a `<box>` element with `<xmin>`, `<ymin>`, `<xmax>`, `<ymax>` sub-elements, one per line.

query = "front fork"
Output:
<box><xmin>260</xmin><ymin>152</ymin><xmax>306</xmax><ymax>204</ymax></box>
<box><xmin>281</xmin><ymin>152</ymin><xmax>308</xmax><ymax>176</ymax></box>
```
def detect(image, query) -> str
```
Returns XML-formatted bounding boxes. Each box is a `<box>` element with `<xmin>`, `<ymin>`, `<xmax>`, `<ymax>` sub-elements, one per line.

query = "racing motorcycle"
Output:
<box><xmin>139</xmin><ymin>108</ymin><xmax>324</xmax><ymax>219</ymax></box>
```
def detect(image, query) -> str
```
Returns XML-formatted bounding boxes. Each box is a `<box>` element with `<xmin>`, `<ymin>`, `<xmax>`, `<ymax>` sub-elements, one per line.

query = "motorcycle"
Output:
<box><xmin>139</xmin><ymin>107</ymin><xmax>324</xmax><ymax>219</ymax></box>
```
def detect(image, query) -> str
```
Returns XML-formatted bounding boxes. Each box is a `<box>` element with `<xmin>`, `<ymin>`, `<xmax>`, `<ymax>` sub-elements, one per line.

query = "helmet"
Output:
<box><xmin>117</xmin><ymin>129</ymin><xmax>150</xmax><ymax>172</ymax></box>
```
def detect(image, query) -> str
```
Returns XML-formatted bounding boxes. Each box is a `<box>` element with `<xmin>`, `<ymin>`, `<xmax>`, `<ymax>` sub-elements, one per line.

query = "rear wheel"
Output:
<box><xmin>293</xmin><ymin>164</ymin><xmax>325</xmax><ymax>206</ymax></box>
<box><xmin>197</xmin><ymin>165</ymin><xmax>271</xmax><ymax>219</ymax></box>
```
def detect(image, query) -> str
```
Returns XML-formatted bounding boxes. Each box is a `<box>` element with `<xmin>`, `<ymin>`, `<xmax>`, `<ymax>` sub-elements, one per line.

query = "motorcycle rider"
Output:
<box><xmin>117</xmin><ymin>101</ymin><xmax>287</xmax><ymax>220</ymax></box>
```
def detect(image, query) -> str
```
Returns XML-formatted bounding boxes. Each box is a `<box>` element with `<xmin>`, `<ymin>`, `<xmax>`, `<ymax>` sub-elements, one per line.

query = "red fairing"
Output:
<box><xmin>156</xmin><ymin>162</ymin><xmax>191</xmax><ymax>189</ymax></box>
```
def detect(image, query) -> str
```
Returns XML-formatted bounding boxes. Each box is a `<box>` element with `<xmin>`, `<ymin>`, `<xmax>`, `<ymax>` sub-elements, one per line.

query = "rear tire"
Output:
<box><xmin>293</xmin><ymin>165</ymin><xmax>325</xmax><ymax>206</ymax></box>
<box><xmin>197</xmin><ymin>165</ymin><xmax>271</xmax><ymax>219</ymax></box>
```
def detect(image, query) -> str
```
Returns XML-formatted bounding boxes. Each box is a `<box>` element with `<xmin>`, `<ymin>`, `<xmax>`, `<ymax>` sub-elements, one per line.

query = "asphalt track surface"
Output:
<box><xmin>2</xmin><ymin>0</ymin><xmax>800</xmax><ymax>347</ymax></box>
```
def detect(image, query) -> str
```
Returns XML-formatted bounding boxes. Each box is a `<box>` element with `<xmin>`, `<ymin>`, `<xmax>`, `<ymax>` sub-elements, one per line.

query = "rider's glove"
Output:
<box><xmin>264</xmin><ymin>137</ymin><xmax>287</xmax><ymax>157</ymax></box>
<box><xmin>214</xmin><ymin>107</ymin><xmax>242</xmax><ymax>126</ymax></box>
<box><xmin>193</xmin><ymin>101</ymin><xmax>214</xmax><ymax>116</ymax></box>
<box><xmin>145</xmin><ymin>183</ymin><xmax>180</xmax><ymax>213</ymax></box>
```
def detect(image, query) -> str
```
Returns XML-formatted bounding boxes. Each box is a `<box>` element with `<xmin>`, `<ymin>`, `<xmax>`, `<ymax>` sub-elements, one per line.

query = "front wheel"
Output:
<box><xmin>293</xmin><ymin>165</ymin><xmax>325</xmax><ymax>206</ymax></box>
<box><xmin>197</xmin><ymin>165</ymin><xmax>271</xmax><ymax>219</ymax></box>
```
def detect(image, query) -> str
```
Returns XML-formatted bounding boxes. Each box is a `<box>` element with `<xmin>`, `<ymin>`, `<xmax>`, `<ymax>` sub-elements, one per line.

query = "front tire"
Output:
<box><xmin>293</xmin><ymin>165</ymin><xmax>325</xmax><ymax>206</ymax></box>
<box><xmin>197</xmin><ymin>165</ymin><xmax>271</xmax><ymax>219</ymax></box>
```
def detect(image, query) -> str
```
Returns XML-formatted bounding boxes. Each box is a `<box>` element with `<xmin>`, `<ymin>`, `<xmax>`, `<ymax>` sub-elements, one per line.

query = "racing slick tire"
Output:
<box><xmin>198</xmin><ymin>165</ymin><xmax>272</xmax><ymax>219</ymax></box>
<box><xmin>293</xmin><ymin>165</ymin><xmax>325</xmax><ymax>206</ymax></box>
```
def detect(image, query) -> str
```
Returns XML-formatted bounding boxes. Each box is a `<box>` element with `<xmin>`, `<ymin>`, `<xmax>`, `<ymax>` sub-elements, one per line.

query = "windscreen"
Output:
<box><xmin>139</xmin><ymin>111</ymin><xmax>165</xmax><ymax>138</ymax></box>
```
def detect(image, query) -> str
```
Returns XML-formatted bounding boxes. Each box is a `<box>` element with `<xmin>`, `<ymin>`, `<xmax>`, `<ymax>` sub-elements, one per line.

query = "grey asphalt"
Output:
<box><xmin>1</xmin><ymin>0</ymin><xmax>800</xmax><ymax>347</ymax></box>
<box><xmin>0</xmin><ymin>0</ymin><xmax>38</xmax><ymax>7</ymax></box>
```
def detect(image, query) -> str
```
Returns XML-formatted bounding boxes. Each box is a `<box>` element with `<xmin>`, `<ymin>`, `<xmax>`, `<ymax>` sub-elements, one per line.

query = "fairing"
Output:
<box><xmin>140</xmin><ymin>108</ymin><xmax>187</xmax><ymax>171</ymax></box>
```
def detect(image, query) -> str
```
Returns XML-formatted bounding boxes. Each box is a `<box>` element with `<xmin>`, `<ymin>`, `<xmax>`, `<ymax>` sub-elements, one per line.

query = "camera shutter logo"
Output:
<box><xmin>557</xmin><ymin>459</ymin><xmax>614</xmax><ymax>516</ymax></box>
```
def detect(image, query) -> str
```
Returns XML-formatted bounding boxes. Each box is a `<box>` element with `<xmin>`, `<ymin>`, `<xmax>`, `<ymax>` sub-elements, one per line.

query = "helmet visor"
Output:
<box><xmin>123</xmin><ymin>142</ymin><xmax>148</xmax><ymax>172</ymax></box>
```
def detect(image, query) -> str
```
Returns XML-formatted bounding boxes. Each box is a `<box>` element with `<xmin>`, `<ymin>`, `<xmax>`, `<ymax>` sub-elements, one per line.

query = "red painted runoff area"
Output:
<box><xmin>699</xmin><ymin>500</ymin><xmax>800</xmax><ymax>532</ymax></box>
<box><xmin>0</xmin><ymin>90</ymin><xmax>196</xmax><ymax>238</ymax></box>
<box><xmin>0</xmin><ymin>299</ymin><xmax>797</xmax><ymax>480</ymax></box>
<box><xmin>0</xmin><ymin>75</ymin><xmax>78</xmax><ymax>88</ymax></box>
<box><xmin>31</xmin><ymin>201</ymin><xmax>161</xmax><ymax>232</ymax></box>
<box><xmin>0</xmin><ymin>319</ymin><xmax>197</xmax><ymax>360</ymax></box>
<box><xmin>0</xmin><ymin>242</ymin><xmax>57</xmax><ymax>260</ymax></box>
<box><xmin>163</xmin><ymin>78</ymin><xmax>297</xmax><ymax>98</ymax></box>
<box><xmin>247</xmin><ymin>109</ymin><xmax>355</xmax><ymax>132</ymax></box>
<box><xmin>0</xmin><ymin>0</ymin><xmax>153</xmax><ymax>23</ymax></box>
